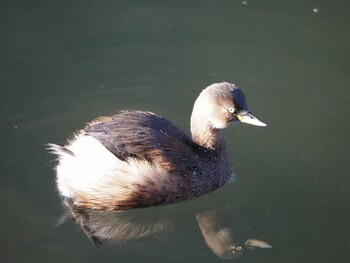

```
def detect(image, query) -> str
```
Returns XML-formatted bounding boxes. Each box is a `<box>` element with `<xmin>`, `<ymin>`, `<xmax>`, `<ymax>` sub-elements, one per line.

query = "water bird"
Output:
<box><xmin>48</xmin><ymin>82</ymin><xmax>266</xmax><ymax>211</ymax></box>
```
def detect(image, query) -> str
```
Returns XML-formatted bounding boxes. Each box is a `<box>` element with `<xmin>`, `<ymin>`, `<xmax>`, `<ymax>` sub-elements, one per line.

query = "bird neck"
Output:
<box><xmin>188</xmin><ymin>111</ymin><xmax>232</xmax><ymax>195</ymax></box>
<box><xmin>190</xmin><ymin>116</ymin><xmax>227</xmax><ymax>152</ymax></box>
<box><xmin>190</xmin><ymin>119</ymin><xmax>231</xmax><ymax>191</ymax></box>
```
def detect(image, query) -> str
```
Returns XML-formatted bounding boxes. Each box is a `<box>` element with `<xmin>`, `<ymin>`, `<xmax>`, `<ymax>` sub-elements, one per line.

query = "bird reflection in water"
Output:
<box><xmin>196</xmin><ymin>211</ymin><xmax>271</xmax><ymax>259</ymax></box>
<box><xmin>59</xmin><ymin>194</ymin><xmax>271</xmax><ymax>260</ymax></box>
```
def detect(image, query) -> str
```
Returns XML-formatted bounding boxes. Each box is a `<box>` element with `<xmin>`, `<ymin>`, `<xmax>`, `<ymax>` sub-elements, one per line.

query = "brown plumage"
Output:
<box><xmin>48</xmin><ymin>82</ymin><xmax>266</xmax><ymax>211</ymax></box>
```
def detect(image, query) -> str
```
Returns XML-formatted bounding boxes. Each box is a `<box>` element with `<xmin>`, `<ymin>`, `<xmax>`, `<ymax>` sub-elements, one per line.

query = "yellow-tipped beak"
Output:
<box><xmin>237</xmin><ymin>112</ymin><xmax>267</xmax><ymax>127</ymax></box>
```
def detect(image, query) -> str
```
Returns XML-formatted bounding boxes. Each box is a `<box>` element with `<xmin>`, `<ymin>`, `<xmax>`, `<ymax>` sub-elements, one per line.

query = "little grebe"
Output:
<box><xmin>48</xmin><ymin>82</ymin><xmax>266</xmax><ymax>211</ymax></box>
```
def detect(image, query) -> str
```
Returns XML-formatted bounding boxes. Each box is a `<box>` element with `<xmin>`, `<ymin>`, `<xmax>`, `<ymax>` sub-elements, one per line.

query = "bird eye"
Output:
<box><xmin>227</xmin><ymin>107</ymin><xmax>235</xmax><ymax>113</ymax></box>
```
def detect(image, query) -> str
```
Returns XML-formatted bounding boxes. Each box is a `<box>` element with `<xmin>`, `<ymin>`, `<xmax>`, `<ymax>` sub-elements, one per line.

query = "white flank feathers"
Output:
<box><xmin>48</xmin><ymin>132</ymin><xmax>169</xmax><ymax>208</ymax></box>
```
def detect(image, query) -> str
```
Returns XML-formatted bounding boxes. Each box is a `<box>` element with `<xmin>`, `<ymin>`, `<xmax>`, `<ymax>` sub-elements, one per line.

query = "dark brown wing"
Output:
<box><xmin>84</xmin><ymin>110</ymin><xmax>208</xmax><ymax>176</ymax></box>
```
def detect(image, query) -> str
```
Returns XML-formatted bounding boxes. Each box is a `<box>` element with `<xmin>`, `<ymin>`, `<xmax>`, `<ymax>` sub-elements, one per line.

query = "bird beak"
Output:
<box><xmin>237</xmin><ymin>112</ymin><xmax>267</xmax><ymax>127</ymax></box>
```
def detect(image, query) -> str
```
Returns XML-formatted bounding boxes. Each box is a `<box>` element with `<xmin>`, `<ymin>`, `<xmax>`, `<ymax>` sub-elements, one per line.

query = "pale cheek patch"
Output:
<box><xmin>209</xmin><ymin>106</ymin><xmax>229</xmax><ymax>129</ymax></box>
<box><xmin>210</xmin><ymin>119</ymin><xmax>228</xmax><ymax>129</ymax></box>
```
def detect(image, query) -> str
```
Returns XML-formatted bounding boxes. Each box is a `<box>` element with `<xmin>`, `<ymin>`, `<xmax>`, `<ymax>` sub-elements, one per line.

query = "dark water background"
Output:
<box><xmin>1</xmin><ymin>0</ymin><xmax>349</xmax><ymax>262</ymax></box>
